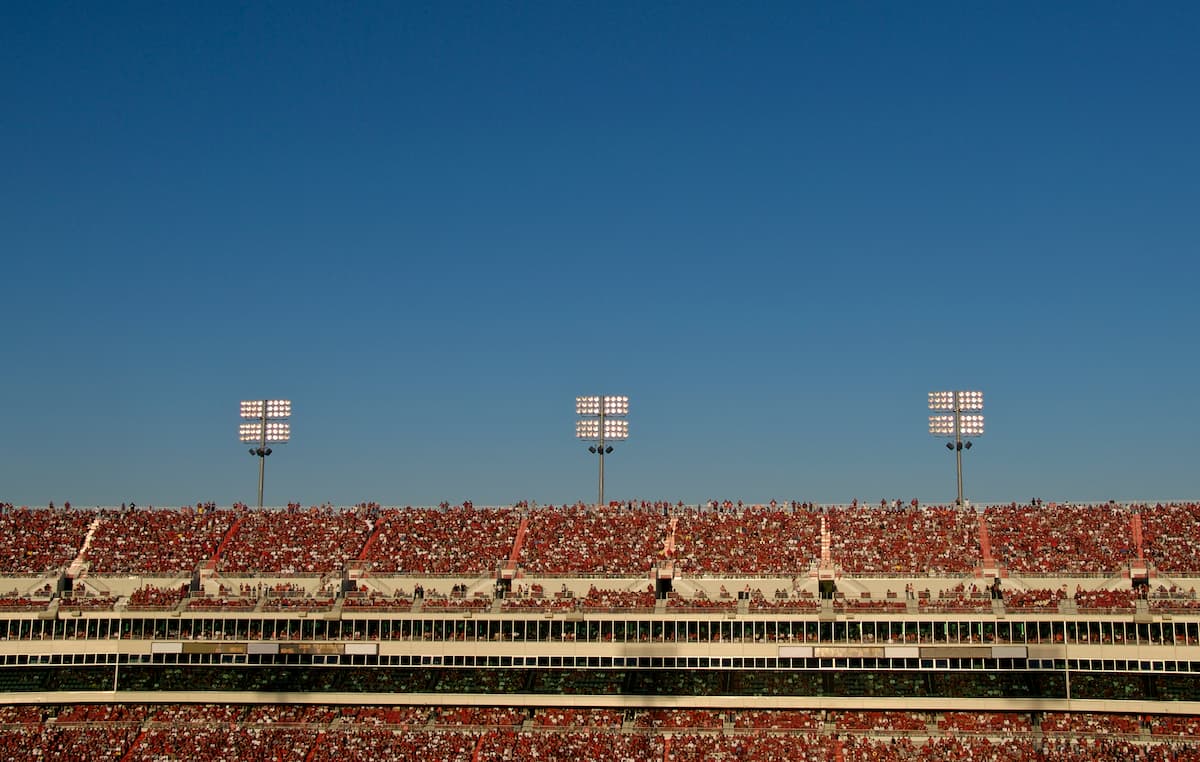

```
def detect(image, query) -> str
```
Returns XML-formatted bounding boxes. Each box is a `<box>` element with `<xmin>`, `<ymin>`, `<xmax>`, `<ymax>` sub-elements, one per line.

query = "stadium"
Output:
<box><xmin>3</xmin><ymin>494</ymin><xmax>1200</xmax><ymax>760</ymax></box>
<box><xmin>5</xmin><ymin>2</ymin><xmax>1199</xmax><ymax>758</ymax></box>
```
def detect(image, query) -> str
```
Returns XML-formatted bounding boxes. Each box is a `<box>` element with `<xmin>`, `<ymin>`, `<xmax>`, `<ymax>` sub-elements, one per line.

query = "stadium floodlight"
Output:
<box><xmin>240</xmin><ymin>399</ymin><xmax>293</xmax><ymax>419</ymax></box>
<box><xmin>238</xmin><ymin>422</ymin><xmax>291</xmax><ymax>442</ymax></box>
<box><xmin>576</xmin><ymin>394</ymin><xmax>630</xmax><ymax>507</ymax></box>
<box><xmin>927</xmin><ymin>390</ymin><xmax>984</xmax><ymax>508</ymax></box>
<box><xmin>238</xmin><ymin>399</ymin><xmax>292</xmax><ymax>509</ymax></box>
<box><xmin>928</xmin><ymin>390</ymin><xmax>983</xmax><ymax>412</ymax></box>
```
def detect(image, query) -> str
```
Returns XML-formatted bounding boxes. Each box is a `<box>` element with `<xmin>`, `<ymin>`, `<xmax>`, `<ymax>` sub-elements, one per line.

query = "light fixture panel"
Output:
<box><xmin>928</xmin><ymin>391</ymin><xmax>955</xmax><ymax>411</ymax></box>
<box><xmin>264</xmin><ymin>399</ymin><xmax>292</xmax><ymax>418</ymax></box>
<box><xmin>576</xmin><ymin>396</ymin><xmax>601</xmax><ymax>416</ymax></box>
<box><xmin>959</xmin><ymin>414</ymin><xmax>985</xmax><ymax>436</ymax></box>
<box><xmin>928</xmin><ymin>415</ymin><xmax>956</xmax><ymax>436</ymax></box>
<box><xmin>240</xmin><ymin>400</ymin><xmax>264</xmax><ymax>419</ymax></box>
<box><xmin>603</xmin><ymin>419</ymin><xmax>629</xmax><ymax>440</ymax></box>
<box><xmin>576</xmin><ymin>395</ymin><xmax>628</xmax><ymax>416</ymax></box>
<box><xmin>240</xmin><ymin>399</ymin><xmax>292</xmax><ymax>419</ymax></box>
<box><xmin>576</xmin><ymin>420</ymin><xmax>600</xmax><ymax>439</ymax></box>
<box><xmin>957</xmin><ymin>391</ymin><xmax>984</xmax><ymax>411</ymax></box>
<box><xmin>603</xmin><ymin>396</ymin><xmax>630</xmax><ymax>416</ymax></box>
<box><xmin>928</xmin><ymin>390</ymin><xmax>984</xmax><ymax>411</ymax></box>
<box><xmin>238</xmin><ymin>422</ymin><xmax>291</xmax><ymax>443</ymax></box>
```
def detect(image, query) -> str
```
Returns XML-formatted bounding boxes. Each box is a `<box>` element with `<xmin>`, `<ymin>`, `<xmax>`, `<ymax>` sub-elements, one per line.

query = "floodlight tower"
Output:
<box><xmin>928</xmin><ymin>390</ymin><xmax>984</xmax><ymax>508</ymax></box>
<box><xmin>575</xmin><ymin>395</ymin><xmax>629</xmax><ymax>507</ymax></box>
<box><xmin>239</xmin><ymin>399</ymin><xmax>292</xmax><ymax>509</ymax></box>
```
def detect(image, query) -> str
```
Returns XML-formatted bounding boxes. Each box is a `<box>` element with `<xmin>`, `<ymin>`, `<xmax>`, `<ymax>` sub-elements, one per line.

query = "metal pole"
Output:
<box><xmin>597</xmin><ymin>398</ymin><xmax>606</xmax><ymax>508</ymax></box>
<box><xmin>1065</xmin><ymin>659</ymin><xmax>1072</xmax><ymax>704</ymax></box>
<box><xmin>112</xmin><ymin>616</ymin><xmax>120</xmax><ymax>692</ymax></box>
<box><xmin>953</xmin><ymin>392</ymin><xmax>964</xmax><ymax>508</ymax></box>
<box><xmin>257</xmin><ymin>401</ymin><xmax>267</xmax><ymax>510</ymax></box>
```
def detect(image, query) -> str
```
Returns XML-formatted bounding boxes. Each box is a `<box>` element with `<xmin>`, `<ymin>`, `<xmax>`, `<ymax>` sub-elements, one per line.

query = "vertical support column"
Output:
<box><xmin>953</xmin><ymin>391</ymin><xmax>964</xmax><ymax>508</ymax></box>
<box><xmin>598</xmin><ymin>397</ymin><xmax>606</xmax><ymax>508</ymax></box>
<box><xmin>257</xmin><ymin>400</ymin><xmax>267</xmax><ymax>510</ymax></box>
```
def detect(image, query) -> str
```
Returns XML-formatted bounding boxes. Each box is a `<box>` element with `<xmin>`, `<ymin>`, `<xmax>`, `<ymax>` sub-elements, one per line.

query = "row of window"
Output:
<box><xmin>2</xmin><ymin>615</ymin><xmax>1197</xmax><ymax>646</ymax></box>
<box><xmin>6</xmin><ymin>651</ymin><xmax>1200</xmax><ymax>675</ymax></box>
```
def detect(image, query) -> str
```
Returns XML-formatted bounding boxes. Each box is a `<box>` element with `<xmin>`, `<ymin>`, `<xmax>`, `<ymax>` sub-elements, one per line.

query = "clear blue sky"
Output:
<box><xmin>2</xmin><ymin>3</ymin><xmax>1197</xmax><ymax>507</ymax></box>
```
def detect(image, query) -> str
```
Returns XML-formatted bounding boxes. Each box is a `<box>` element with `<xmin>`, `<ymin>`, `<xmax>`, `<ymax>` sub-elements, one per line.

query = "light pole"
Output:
<box><xmin>239</xmin><ymin>399</ymin><xmax>292</xmax><ymax>509</ymax></box>
<box><xmin>576</xmin><ymin>395</ymin><xmax>629</xmax><ymax>507</ymax></box>
<box><xmin>928</xmin><ymin>390</ymin><xmax>984</xmax><ymax>508</ymax></box>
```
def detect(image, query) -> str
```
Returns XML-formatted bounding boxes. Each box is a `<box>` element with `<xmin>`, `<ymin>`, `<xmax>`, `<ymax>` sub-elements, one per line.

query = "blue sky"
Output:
<box><xmin>2</xmin><ymin>3</ymin><xmax>1197</xmax><ymax>507</ymax></box>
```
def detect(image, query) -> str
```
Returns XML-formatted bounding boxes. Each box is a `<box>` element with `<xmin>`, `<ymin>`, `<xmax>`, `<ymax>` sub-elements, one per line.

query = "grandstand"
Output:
<box><xmin>3</xmin><ymin>499</ymin><xmax>1200</xmax><ymax>759</ymax></box>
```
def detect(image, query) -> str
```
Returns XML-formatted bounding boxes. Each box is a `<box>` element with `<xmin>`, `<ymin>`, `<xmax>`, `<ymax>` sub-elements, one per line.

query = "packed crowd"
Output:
<box><xmin>363</xmin><ymin>506</ymin><xmax>520</xmax><ymax>573</ymax></box>
<box><xmin>832</xmin><ymin>710</ymin><xmax>930</xmax><ymax>731</ymax></box>
<box><xmin>938</xmin><ymin>711</ymin><xmax>1034</xmax><ymax>733</ymax></box>
<box><xmin>521</xmin><ymin>505</ymin><xmax>665</xmax><ymax>574</ymax></box>
<box><xmin>0</xmin><ymin>508</ymin><xmax>94</xmax><ymax>573</ymax></box>
<box><xmin>7</xmin><ymin>500</ymin><xmax>1200</xmax><ymax>577</ymax></box>
<box><xmin>127</xmin><ymin>585</ymin><xmax>188</xmax><ymax>610</ymax></box>
<box><xmin>1042</xmin><ymin>712</ymin><xmax>1141</xmax><ymax>735</ymax></box>
<box><xmin>1151</xmin><ymin>717</ymin><xmax>1200</xmax><ymax>737</ymax></box>
<box><xmin>1003</xmin><ymin>587</ymin><xmax>1066</xmax><ymax>610</ymax></box>
<box><xmin>633</xmin><ymin>709</ymin><xmax>723</xmax><ymax>729</ymax></box>
<box><xmin>531</xmin><ymin>708</ymin><xmax>623</xmax><ymax>727</ymax></box>
<box><xmin>0</xmin><ymin>704</ymin><xmax>1199</xmax><ymax>760</ymax></box>
<box><xmin>731</xmin><ymin>709</ymin><xmax>822</xmax><ymax>729</ymax></box>
<box><xmin>85</xmin><ymin>507</ymin><xmax>235</xmax><ymax>573</ymax></box>
<box><xmin>218</xmin><ymin>507</ymin><xmax>372</xmax><ymax>573</ymax></box>
<box><xmin>58</xmin><ymin>592</ymin><xmax>119</xmax><ymax>611</ymax></box>
<box><xmin>748</xmin><ymin>596</ymin><xmax>820</xmax><ymax>612</ymax></box>
<box><xmin>1073</xmin><ymin>586</ymin><xmax>1140</xmax><ymax>612</ymax></box>
<box><xmin>580</xmin><ymin>585</ymin><xmax>657</xmax><ymax>611</ymax></box>
<box><xmin>983</xmin><ymin>503</ymin><xmax>1135</xmax><ymax>574</ymax></box>
<box><xmin>260</xmin><ymin>595</ymin><xmax>336</xmax><ymax>612</ymax></box>
<box><xmin>1142</xmin><ymin>502</ymin><xmax>1200</xmax><ymax>572</ymax></box>
<box><xmin>671</xmin><ymin>507</ymin><xmax>821</xmax><ymax>574</ymax></box>
<box><xmin>826</xmin><ymin>505</ymin><xmax>979</xmax><ymax>574</ymax></box>
<box><xmin>10</xmin><ymin>725</ymin><xmax>1197</xmax><ymax>761</ymax></box>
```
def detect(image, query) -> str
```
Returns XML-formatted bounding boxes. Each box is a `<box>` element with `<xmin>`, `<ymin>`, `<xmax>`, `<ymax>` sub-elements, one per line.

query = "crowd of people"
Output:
<box><xmin>1073</xmin><ymin>587</ymin><xmax>1140</xmax><ymax>612</ymax></box>
<box><xmin>362</xmin><ymin>506</ymin><xmax>520</xmax><ymax>573</ymax></box>
<box><xmin>580</xmin><ymin>585</ymin><xmax>657</xmax><ymax>611</ymax></box>
<box><xmin>127</xmin><ymin>584</ymin><xmax>187</xmax><ymax>610</ymax></box>
<box><xmin>833</xmin><ymin>710</ymin><xmax>930</xmax><ymax>731</ymax></box>
<box><xmin>1141</xmin><ymin>502</ymin><xmax>1200</xmax><ymax>572</ymax></box>
<box><xmin>85</xmin><ymin>507</ymin><xmax>235</xmax><ymax>573</ymax></box>
<box><xmin>670</xmin><ymin>508</ymin><xmax>821</xmax><ymax>574</ymax></box>
<box><xmin>4</xmin><ymin>500</ymin><xmax>1200</xmax><ymax>576</ymax></box>
<box><xmin>531</xmin><ymin>708</ymin><xmax>623</xmax><ymax>727</ymax></box>
<box><xmin>217</xmin><ymin>506</ymin><xmax>372</xmax><ymax>573</ymax></box>
<box><xmin>938</xmin><ymin>711</ymin><xmax>1034</xmax><ymax>733</ymax></box>
<box><xmin>633</xmin><ymin>709</ymin><xmax>723</xmax><ymax>729</ymax></box>
<box><xmin>826</xmin><ymin>505</ymin><xmax>979</xmax><ymax>574</ymax></box>
<box><xmin>1002</xmin><ymin>587</ymin><xmax>1066</xmax><ymax>610</ymax></box>
<box><xmin>1</xmin><ymin>705</ymin><xmax>1199</xmax><ymax>761</ymax></box>
<box><xmin>1042</xmin><ymin>712</ymin><xmax>1142</xmax><ymax>735</ymax></box>
<box><xmin>521</xmin><ymin>504</ymin><xmax>665</xmax><ymax>574</ymax></box>
<box><xmin>0</xmin><ymin>507</ymin><xmax>94</xmax><ymax>573</ymax></box>
<box><xmin>984</xmin><ymin>502</ymin><xmax>1136</xmax><ymax>574</ymax></box>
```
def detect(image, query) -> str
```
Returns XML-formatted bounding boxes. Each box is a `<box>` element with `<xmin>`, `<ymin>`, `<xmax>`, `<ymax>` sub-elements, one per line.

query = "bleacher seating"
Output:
<box><xmin>521</xmin><ymin>505</ymin><xmax>665</xmax><ymax>574</ymax></box>
<box><xmin>86</xmin><ymin>507</ymin><xmax>235</xmax><ymax>573</ymax></box>
<box><xmin>3</xmin><ymin>498</ymin><xmax>1200</xmax><ymax>760</ymax></box>
<box><xmin>0</xmin><ymin>508</ymin><xmax>95</xmax><ymax>573</ymax></box>
<box><xmin>217</xmin><ymin>506</ymin><xmax>372</xmax><ymax>573</ymax></box>
<box><xmin>0</xmin><ymin>705</ymin><xmax>1197</xmax><ymax>759</ymax></box>
<box><xmin>362</xmin><ymin>506</ymin><xmax>520</xmax><ymax>573</ymax></box>
<box><xmin>2</xmin><ymin>500</ymin><xmax>1199</xmax><ymax>576</ymax></box>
